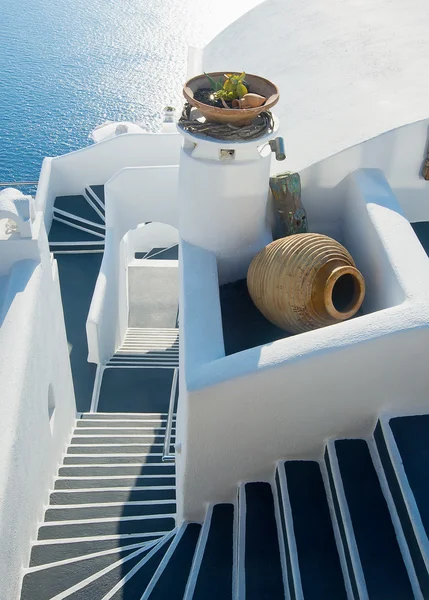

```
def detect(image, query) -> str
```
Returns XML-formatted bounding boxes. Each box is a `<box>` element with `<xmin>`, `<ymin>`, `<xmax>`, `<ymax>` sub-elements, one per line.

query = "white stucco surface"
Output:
<box><xmin>178</xmin><ymin>132</ymin><xmax>275</xmax><ymax>284</ymax></box>
<box><xmin>35</xmin><ymin>132</ymin><xmax>182</xmax><ymax>232</ymax></box>
<box><xmin>87</xmin><ymin>166</ymin><xmax>179</xmax><ymax>364</ymax></box>
<box><xmin>0</xmin><ymin>212</ymin><xmax>76</xmax><ymax>599</ymax></box>
<box><xmin>202</xmin><ymin>0</ymin><xmax>429</xmax><ymax>172</ymax></box>
<box><xmin>177</xmin><ymin>169</ymin><xmax>429</xmax><ymax>520</ymax></box>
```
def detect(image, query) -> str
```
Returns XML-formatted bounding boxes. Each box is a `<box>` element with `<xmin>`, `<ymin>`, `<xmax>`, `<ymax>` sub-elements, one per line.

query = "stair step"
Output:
<box><xmin>147</xmin><ymin>523</ymin><xmax>201</xmax><ymax>599</ymax></box>
<box><xmin>29</xmin><ymin>535</ymin><xmax>157</xmax><ymax>567</ymax></box>
<box><xmin>37</xmin><ymin>515</ymin><xmax>175</xmax><ymax>540</ymax></box>
<box><xmin>49</xmin><ymin>243</ymin><xmax>104</xmax><ymax>253</ymax></box>
<box><xmin>76</xmin><ymin>421</ymin><xmax>170</xmax><ymax>429</ymax></box>
<box><xmin>389</xmin><ymin>416</ymin><xmax>429</xmax><ymax>539</ymax></box>
<box><xmin>192</xmin><ymin>504</ymin><xmax>234</xmax><ymax>599</ymax></box>
<box><xmin>243</xmin><ymin>482</ymin><xmax>284</xmax><ymax>600</ymax></box>
<box><xmin>58</xmin><ymin>464</ymin><xmax>175</xmax><ymax>477</ymax></box>
<box><xmin>54</xmin><ymin>194</ymin><xmax>105</xmax><ymax>225</ymax></box>
<box><xmin>21</xmin><ymin>544</ymin><xmax>146</xmax><ymax>599</ymax></box>
<box><xmin>53</xmin><ymin>210</ymin><xmax>105</xmax><ymax>234</ymax></box>
<box><xmin>67</xmin><ymin>444</ymin><xmax>164</xmax><ymax>454</ymax></box>
<box><xmin>49</xmin><ymin>219</ymin><xmax>105</xmax><ymax>245</ymax></box>
<box><xmin>374</xmin><ymin>419</ymin><xmax>429</xmax><ymax>596</ymax></box>
<box><xmin>88</xmin><ymin>185</ymin><xmax>105</xmax><ymax>207</ymax></box>
<box><xmin>70</xmin><ymin>435</ymin><xmax>172</xmax><ymax>445</ymax></box>
<box><xmin>74</xmin><ymin>533</ymin><xmax>173</xmax><ymax>600</ymax></box>
<box><xmin>50</xmin><ymin>487</ymin><xmax>175</xmax><ymax>505</ymax></box>
<box><xmin>80</xmin><ymin>412</ymin><xmax>170</xmax><ymax>420</ymax></box>
<box><xmin>335</xmin><ymin>439</ymin><xmax>414</xmax><ymax>599</ymax></box>
<box><xmin>63</xmin><ymin>454</ymin><xmax>165</xmax><ymax>465</ymax></box>
<box><xmin>72</xmin><ymin>427</ymin><xmax>171</xmax><ymax>435</ymax></box>
<box><xmin>283</xmin><ymin>461</ymin><xmax>347</xmax><ymax>599</ymax></box>
<box><xmin>55</xmin><ymin>476</ymin><xmax>175</xmax><ymax>489</ymax></box>
<box><xmin>45</xmin><ymin>501</ymin><xmax>176</xmax><ymax>522</ymax></box>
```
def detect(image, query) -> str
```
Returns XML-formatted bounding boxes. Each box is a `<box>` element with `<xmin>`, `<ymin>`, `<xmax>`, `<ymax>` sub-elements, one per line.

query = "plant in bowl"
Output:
<box><xmin>183</xmin><ymin>71</ymin><xmax>279</xmax><ymax>127</ymax></box>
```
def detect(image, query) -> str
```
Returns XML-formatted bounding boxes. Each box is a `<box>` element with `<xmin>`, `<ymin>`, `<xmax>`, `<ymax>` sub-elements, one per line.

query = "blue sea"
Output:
<box><xmin>0</xmin><ymin>0</ymin><xmax>259</xmax><ymax>182</ymax></box>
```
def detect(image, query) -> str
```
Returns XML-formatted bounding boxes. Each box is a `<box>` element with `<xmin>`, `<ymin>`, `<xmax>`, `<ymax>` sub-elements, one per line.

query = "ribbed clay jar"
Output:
<box><xmin>247</xmin><ymin>233</ymin><xmax>365</xmax><ymax>334</ymax></box>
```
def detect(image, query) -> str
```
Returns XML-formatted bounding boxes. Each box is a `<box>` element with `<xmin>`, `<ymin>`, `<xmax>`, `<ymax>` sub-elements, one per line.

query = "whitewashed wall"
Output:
<box><xmin>202</xmin><ymin>0</ymin><xmax>429</xmax><ymax>173</ymax></box>
<box><xmin>176</xmin><ymin>169</ymin><xmax>429</xmax><ymax>520</ymax></box>
<box><xmin>299</xmin><ymin>118</ymin><xmax>429</xmax><ymax>233</ymax></box>
<box><xmin>35</xmin><ymin>132</ymin><xmax>182</xmax><ymax>232</ymax></box>
<box><xmin>0</xmin><ymin>215</ymin><xmax>76</xmax><ymax>599</ymax></box>
<box><xmin>87</xmin><ymin>166</ymin><xmax>179</xmax><ymax>364</ymax></box>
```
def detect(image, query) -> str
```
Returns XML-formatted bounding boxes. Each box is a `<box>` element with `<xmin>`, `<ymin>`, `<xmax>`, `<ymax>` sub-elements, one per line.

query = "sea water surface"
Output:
<box><xmin>0</xmin><ymin>0</ymin><xmax>261</xmax><ymax>182</ymax></box>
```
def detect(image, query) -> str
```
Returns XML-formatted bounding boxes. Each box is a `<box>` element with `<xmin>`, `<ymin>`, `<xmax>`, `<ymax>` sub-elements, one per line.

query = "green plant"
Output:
<box><xmin>205</xmin><ymin>72</ymin><xmax>248</xmax><ymax>101</ymax></box>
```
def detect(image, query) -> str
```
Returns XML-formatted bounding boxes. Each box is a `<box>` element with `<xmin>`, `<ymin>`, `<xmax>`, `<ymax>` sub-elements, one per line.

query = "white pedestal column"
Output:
<box><xmin>178</xmin><ymin>124</ymin><xmax>278</xmax><ymax>284</ymax></box>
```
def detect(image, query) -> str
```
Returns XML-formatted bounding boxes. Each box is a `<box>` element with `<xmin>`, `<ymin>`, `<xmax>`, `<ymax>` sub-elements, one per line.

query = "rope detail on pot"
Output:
<box><xmin>178</xmin><ymin>103</ymin><xmax>274</xmax><ymax>141</ymax></box>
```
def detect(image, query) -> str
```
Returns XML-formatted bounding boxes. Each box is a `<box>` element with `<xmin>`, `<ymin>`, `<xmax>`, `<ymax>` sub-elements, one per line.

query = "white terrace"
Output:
<box><xmin>1</xmin><ymin>0</ymin><xmax>429</xmax><ymax>598</ymax></box>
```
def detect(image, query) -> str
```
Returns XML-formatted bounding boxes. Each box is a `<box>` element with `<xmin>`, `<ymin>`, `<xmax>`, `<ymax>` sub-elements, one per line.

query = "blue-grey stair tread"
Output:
<box><xmin>147</xmin><ymin>523</ymin><xmax>201</xmax><ymax>600</ymax></box>
<box><xmin>50</xmin><ymin>488</ymin><xmax>175</xmax><ymax>505</ymax></box>
<box><xmin>412</xmin><ymin>222</ymin><xmax>429</xmax><ymax>257</ymax></box>
<box><xmin>374</xmin><ymin>421</ymin><xmax>429</xmax><ymax>597</ymax></box>
<box><xmin>141</xmin><ymin>245</ymin><xmax>179</xmax><ymax>260</ymax></box>
<box><xmin>49</xmin><ymin>218</ymin><xmax>104</xmax><ymax>243</ymax></box>
<box><xmin>275</xmin><ymin>470</ymin><xmax>295</xmax><ymax>600</ymax></box>
<box><xmin>45</xmin><ymin>502</ymin><xmax>176</xmax><ymax>521</ymax></box>
<box><xmin>97</xmin><ymin>369</ymin><xmax>174</xmax><ymax>413</ymax></box>
<box><xmin>21</xmin><ymin>546</ymin><xmax>140</xmax><ymax>599</ymax></box>
<box><xmin>56</xmin><ymin>254</ymin><xmax>102</xmax><ymax>412</ymax></box>
<box><xmin>38</xmin><ymin>516</ymin><xmax>175</xmax><ymax>540</ymax></box>
<box><xmin>193</xmin><ymin>504</ymin><xmax>234</xmax><ymax>599</ymax></box>
<box><xmin>55</xmin><ymin>476</ymin><xmax>175</xmax><ymax>489</ymax></box>
<box><xmin>55</xmin><ymin>194</ymin><xmax>105</xmax><ymax>224</ymax></box>
<box><xmin>107</xmin><ymin>536</ymin><xmax>174</xmax><ymax>600</ymax></box>
<box><xmin>58</xmin><ymin>464</ymin><xmax>175</xmax><ymax>477</ymax></box>
<box><xmin>244</xmin><ymin>482</ymin><xmax>284</xmax><ymax>600</ymax></box>
<box><xmin>284</xmin><ymin>461</ymin><xmax>347</xmax><ymax>600</ymax></box>
<box><xmin>50</xmin><ymin>244</ymin><xmax>104</xmax><ymax>253</ymax></box>
<box><xmin>67</xmin><ymin>445</ymin><xmax>163</xmax><ymax>454</ymax></box>
<box><xmin>89</xmin><ymin>185</ymin><xmax>105</xmax><ymax>205</ymax></box>
<box><xmin>70</xmin><ymin>435</ymin><xmax>170</xmax><ymax>445</ymax></box>
<box><xmin>324</xmin><ymin>449</ymin><xmax>360</xmax><ymax>600</ymax></box>
<box><xmin>80</xmin><ymin>413</ymin><xmax>169</xmax><ymax>420</ymax></box>
<box><xmin>67</xmin><ymin>540</ymin><xmax>171</xmax><ymax>600</ymax></box>
<box><xmin>63</xmin><ymin>454</ymin><xmax>164</xmax><ymax>465</ymax></box>
<box><xmin>72</xmin><ymin>427</ymin><xmax>170</xmax><ymax>435</ymax></box>
<box><xmin>335</xmin><ymin>439</ymin><xmax>414</xmax><ymax>599</ymax></box>
<box><xmin>54</xmin><ymin>213</ymin><xmax>105</xmax><ymax>234</ymax></box>
<box><xmin>29</xmin><ymin>536</ymin><xmax>156</xmax><ymax>566</ymax></box>
<box><xmin>389</xmin><ymin>415</ymin><xmax>429</xmax><ymax>536</ymax></box>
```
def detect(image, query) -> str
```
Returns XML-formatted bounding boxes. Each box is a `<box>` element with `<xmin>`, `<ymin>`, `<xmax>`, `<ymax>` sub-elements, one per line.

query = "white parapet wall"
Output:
<box><xmin>87</xmin><ymin>166</ymin><xmax>179</xmax><ymax>364</ymax></box>
<box><xmin>0</xmin><ymin>196</ymin><xmax>76</xmax><ymax>599</ymax></box>
<box><xmin>35</xmin><ymin>131</ymin><xmax>182</xmax><ymax>233</ymax></box>
<box><xmin>176</xmin><ymin>168</ymin><xmax>429</xmax><ymax>521</ymax></box>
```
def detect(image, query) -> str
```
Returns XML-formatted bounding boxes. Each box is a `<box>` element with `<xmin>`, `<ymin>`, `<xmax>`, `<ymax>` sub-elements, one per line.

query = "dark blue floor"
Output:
<box><xmin>56</xmin><ymin>254</ymin><xmax>102</xmax><ymax>412</ymax></box>
<box><xmin>97</xmin><ymin>368</ymin><xmax>174</xmax><ymax>413</ymax></box>
<box><xmin>285</xmin><ymin>461</ymin><xmax>347</xmax><ymax>600</ymax></box>
<box><xmin>390</xmin><ymin>416</ymin><xmax>429</xmax><ymax>539</ymax></box>
<box><xmin>412</xmin><ymin>222</ymin><xmax>429</xmax><ymax>257</ymax></box>
<box><xmin>220</xmin><ymin>279</ymin><xmax>291</xmax><ymax>355</ymax></box>
<box><xmin>335</xmin><ymin>439</ymin><xmax>414</xmax><ymax>600</ymax></box>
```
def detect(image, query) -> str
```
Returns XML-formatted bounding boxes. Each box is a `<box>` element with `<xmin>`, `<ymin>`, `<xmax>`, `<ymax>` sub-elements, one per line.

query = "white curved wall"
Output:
<box><xmin>87</xmin><ymin>166</ymin><xmax>179</xmax><ymax>364</ymax></box>
<box><xmin>35</xmin><ymin>132</ymin><xmax>182</xmax><ymax>232</ymax></box>
<box><xmin>0</xmin><ymin>216</ymin><xmax>76</xmax><ymax>599</ymax></box>
<box><xmin>203</xmin><ymin>0</ymin><xmax>429</xmax><ymax>171</ymax></box>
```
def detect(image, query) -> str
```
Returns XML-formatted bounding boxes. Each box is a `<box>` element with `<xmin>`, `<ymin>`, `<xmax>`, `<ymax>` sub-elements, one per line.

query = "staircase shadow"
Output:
<box><xmin>115</xmin><ymin>424</ymin><xmax>176</xmax><ymax>598</ymax></box>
